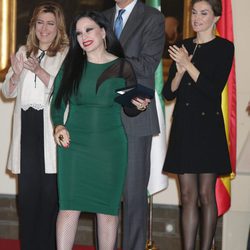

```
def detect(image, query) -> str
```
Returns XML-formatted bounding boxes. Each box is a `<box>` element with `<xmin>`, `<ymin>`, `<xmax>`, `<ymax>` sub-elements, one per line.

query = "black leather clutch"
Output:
<box><xmin>114</xmin><ymin>84</ymin><xmax>154</xmax><ymax>107</ymax></box>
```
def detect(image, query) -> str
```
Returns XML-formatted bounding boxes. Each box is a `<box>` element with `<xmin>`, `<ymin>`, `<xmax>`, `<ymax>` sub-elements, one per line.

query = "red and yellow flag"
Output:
<box><xmin>216</xmin><ymin>0</ymin><xmax>237</xmax><ymax>216</ymax></box>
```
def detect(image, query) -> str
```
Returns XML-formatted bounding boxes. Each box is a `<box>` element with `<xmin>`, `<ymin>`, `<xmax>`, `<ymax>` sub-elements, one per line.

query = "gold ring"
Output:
<box><xmin>137</xmin><ymin>106</ymin><xmax>146</xmax><ymax>111</ymax></box>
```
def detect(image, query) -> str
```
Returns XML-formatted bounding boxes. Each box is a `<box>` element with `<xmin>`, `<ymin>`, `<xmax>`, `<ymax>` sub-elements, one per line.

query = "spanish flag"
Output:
<box><xmin>216</xmin><ymin>0</ymin><xmax>237</xmax><ymax>216</ymax></box>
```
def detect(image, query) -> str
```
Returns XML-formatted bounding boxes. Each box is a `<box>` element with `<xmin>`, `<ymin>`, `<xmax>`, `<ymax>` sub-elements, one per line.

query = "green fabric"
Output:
<box><xmin>51</xmin><ymin>60</ymin><xmax>127</xmax><ymax>215</ymax></box>
<box><xmin>146</xmin><ymin>0</ymin><xmax>161</xmax><ymax>7</ymax></box>
<box><xmin>155</xmin><ymin>61</ymin><xmax>165</xmax><ymax>113</ymax></box>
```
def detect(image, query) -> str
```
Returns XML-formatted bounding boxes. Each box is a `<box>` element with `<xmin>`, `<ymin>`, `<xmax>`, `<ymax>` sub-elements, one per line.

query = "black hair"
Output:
<box><xmin>54</xmin><ymin>10</ymin><xmax>124</xmax><ymax>108</ymax></box>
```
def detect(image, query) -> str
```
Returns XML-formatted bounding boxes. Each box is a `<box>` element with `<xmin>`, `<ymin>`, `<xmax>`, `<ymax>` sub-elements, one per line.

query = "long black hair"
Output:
<box><xmin>54</xmin><ymin>10</ymin><xmax>124</xmax><ymax>108</ymax></box>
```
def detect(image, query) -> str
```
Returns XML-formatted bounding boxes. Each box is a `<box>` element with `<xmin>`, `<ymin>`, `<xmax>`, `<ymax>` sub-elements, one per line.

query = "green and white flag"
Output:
<box><xmin>146</xmin><ymin>0</ymin><xmax>168</xmax><ymax>195</ymax></box>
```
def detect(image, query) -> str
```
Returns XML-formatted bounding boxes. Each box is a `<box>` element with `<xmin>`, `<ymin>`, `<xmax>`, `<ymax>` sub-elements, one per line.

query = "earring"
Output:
<box><xmin>103</xmin><ymin>38</ymin><xmax>107</xmax><ymax>49</ymax></box>
<box><xmin>213</xmin><ymin>23</ymin><xmax>217</xmax><ymax>35</ymax></box>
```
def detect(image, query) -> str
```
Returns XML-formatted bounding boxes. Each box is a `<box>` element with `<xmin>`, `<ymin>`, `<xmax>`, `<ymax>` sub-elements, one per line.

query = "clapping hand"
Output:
<box><xmin>168</xmin><ymin>45</ymin><xmax>192</xmax><ymax>73</ymax></box>
<box><xmin>10</xmin><ymin>53</ymin><xmax>24</xmax><ymax>77</ymax></box>
<box><xmin>24</xmin><ymin>56</ymin><xmax>41</xmax><ymax>74</ymax></box>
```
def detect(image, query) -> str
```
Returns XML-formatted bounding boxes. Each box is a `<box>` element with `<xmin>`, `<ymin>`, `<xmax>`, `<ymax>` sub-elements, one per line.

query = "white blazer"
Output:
<box><xmin>1</xmin><ymin>45</ymin><xmax>68</xmax><ymax>174</ymax></box>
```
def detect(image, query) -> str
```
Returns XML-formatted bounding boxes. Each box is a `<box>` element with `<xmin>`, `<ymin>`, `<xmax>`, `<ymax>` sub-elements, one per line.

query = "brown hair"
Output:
<box><xmin>26</xmin><ymin>1</ymin><xmax>69</xmax><ymax>57</ymax></box>
<box><xmin>191</xmin><ymin>0</ymin><xmax>222</xmax><ymax>16</ymax></box>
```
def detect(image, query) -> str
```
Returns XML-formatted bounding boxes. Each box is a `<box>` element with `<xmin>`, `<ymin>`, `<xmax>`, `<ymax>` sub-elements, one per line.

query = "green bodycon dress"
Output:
<box><xmin>51</xmin><ymin>59</ymin><xmax>131</xmax><ymax>215</ymax></box>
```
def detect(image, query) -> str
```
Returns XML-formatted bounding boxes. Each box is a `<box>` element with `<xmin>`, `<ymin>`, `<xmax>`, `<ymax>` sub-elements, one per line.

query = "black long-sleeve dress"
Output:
<box><xmin>162</xmin><ymin>36</ymin><xmax>234</xmax><ymax>174</ymax></box>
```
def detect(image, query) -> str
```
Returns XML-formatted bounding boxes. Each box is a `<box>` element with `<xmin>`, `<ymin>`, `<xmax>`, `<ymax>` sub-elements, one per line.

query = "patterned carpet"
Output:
<box><xmin>0</xmin><ymin>239</ymin><xmax>94</xmax><ymax>250</ymax></box>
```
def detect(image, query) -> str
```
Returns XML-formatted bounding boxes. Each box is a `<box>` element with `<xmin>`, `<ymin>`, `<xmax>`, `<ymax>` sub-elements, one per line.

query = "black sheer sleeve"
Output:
<box><xmin>96</xmin><ymin>58</ymin><xmax>141</xmax><ymax>116</ymax></box>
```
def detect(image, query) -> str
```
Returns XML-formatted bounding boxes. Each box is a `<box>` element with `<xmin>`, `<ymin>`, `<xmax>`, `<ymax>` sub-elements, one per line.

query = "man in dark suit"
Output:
<box><xmin>104</xmin><ymin>1</ymin><xmax>165</xmax><ymax>249</ymax></box>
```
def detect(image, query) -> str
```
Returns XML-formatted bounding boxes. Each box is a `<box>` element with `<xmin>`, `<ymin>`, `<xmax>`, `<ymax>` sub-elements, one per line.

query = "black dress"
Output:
<box><xmin>162</xmin><ymin>36</ymin><xmax>234</xmax><ymax>174</ymax></box>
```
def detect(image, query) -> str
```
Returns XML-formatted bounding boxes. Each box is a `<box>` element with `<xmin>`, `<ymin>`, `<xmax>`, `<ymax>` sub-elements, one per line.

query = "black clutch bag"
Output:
<box><xmin>114</xmin><ymin>84</ymin><xmax>155</xmax><ymax>107</ymax></box>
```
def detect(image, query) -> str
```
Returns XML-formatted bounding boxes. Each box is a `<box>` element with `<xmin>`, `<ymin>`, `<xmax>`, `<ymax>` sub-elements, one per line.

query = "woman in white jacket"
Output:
<box><xmin>2</xmin><ymin>2</ymin><xmax>68</xmax><ymax>249</ymax></box>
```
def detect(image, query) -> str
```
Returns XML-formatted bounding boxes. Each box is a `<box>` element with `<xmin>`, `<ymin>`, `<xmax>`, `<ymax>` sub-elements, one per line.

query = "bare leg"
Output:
<box><xmin>198</xmin><ymin>173</ymin><xmax>217</xmax><ymax>250</ymax></box>
<box><xmin>97</xmin><ymin>213</ymin><xmax>119</xmax><ymax>250</ymax></box>
<box><xmin>56</xmin><ymin>210</ymin><xmax>81</xmax><ymax>250</ymax></box>
<box><xmin>178</xmin><ymin>174</ymin><xmax>199</xmax><ymax>250</ymax></box>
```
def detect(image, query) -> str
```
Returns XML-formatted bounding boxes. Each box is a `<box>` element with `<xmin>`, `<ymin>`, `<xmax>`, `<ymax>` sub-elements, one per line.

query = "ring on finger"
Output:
<box><xmin>137</xmin><ymin>106</ymin><xmax>146</xmax><ymax>111</ymax></box>
<box><xmin>59</xmin><ymin>135</ymin><xmax>64</xmax><ymax>141</ymax></box>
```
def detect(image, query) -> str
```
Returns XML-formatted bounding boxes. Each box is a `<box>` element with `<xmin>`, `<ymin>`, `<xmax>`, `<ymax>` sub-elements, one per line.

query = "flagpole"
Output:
<box><xmin>144</xmin><ymin>1</ymin><xmax>167</xmax><ymax>249</ymax></box>
<box><xmin>211</xmin><ymin>238</ymin><xmax>216</xmax><ymax>250</ymax></box>
<box><xmin>144</xmin><ymin>1</ymin><xmax>160</xmax><ymax>249</ymax></box>
<box><xmin>146</xmin><ymin>195</ymin><xmax>158</xmax><ymax>250</ymax></box>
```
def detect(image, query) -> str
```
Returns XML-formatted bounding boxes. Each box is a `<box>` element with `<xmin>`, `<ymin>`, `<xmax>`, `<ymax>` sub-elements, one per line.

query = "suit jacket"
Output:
<box><xmin>103</xmin><ymin>1</ymin><xmax>165</xmax><ymax>136</ymax></box>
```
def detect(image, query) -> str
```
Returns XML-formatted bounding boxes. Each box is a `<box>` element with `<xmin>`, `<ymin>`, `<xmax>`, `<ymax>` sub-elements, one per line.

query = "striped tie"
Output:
<box><xmin>114</xmin><ymin>9</ymin><xmax>126</xmax><ymax>39</ymax></box>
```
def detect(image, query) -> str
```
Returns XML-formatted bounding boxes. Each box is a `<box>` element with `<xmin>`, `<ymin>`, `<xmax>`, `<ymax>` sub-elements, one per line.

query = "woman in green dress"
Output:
<box><xmin>51</xmin><ymin>11</ymin><xmax>148</xmax><ymax>250</ymax></box>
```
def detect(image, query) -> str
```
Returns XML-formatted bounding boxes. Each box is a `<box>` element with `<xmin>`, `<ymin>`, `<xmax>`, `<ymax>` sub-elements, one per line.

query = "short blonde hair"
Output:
<box><xmin>26</xmin><ymin>1</ymin><xmax>69</xmax><ymax>57</ymax></box>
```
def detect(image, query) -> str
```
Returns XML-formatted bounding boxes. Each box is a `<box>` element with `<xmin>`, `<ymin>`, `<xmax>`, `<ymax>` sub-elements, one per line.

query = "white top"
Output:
<box><xmin>1</xmin><ymin>45</ymin><xmax>68</xmax><ymax>174</ymax></box>
<box><xmin>21</xmin><ymin>49</ymin><xmax>47</xmax><ymax>111</ymax></box>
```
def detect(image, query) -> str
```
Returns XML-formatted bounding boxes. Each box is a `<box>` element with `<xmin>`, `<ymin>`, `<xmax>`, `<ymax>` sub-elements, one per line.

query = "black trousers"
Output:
<box><xmin>18</xmin><ymin>108</ymin><xmax>58</xmax><ymax>250</ymax></box>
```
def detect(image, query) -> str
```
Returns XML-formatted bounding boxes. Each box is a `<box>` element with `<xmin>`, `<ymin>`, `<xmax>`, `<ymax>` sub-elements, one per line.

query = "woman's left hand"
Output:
<box><xmin>54</xmin><ymin>125</ymin><xmax>70</xmax><ymax>148</ymax></box>
<box><xmin>131</xmin><ymin>97</ymin><xmax>150</xmax><ymax>111</ymax></box>
<box><xmin>23</xmin><ymin>56</ymin><xmax>41</xmax><ymax>74</ymax></box>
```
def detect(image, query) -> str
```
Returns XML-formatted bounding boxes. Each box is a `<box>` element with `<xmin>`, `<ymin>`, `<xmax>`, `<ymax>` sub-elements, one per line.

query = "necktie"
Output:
<box><xmin>114</xmin><ymin>9</ymin><xmax>126</xmax><ymax>39</ymax></box>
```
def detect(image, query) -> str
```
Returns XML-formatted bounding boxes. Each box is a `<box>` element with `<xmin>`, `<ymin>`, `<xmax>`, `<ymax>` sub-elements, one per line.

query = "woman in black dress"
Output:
<box><xmin>162</xmin><ymin>0</ymin><xmax>234</xmax><ymax>249</ymax></box>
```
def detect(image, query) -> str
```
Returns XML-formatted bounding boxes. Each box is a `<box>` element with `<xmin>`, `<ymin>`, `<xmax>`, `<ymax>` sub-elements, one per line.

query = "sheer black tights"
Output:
<box><xmin>178</xmin><ymin>173</ymin><xmax>218</xmax><ymax>250</ymax></box>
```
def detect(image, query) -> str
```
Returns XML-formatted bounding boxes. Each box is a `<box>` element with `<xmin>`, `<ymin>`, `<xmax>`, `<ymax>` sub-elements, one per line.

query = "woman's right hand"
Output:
<box><xmin>54</xmin><ymin>125</ymin><xmax>70</xmax><ymax>148</ymax></box>
<box><xmin>10</xmin><ymin>53</ymin><xmax>24</xmax><ymax>78</ymax></box>
<box><xmin>168</xmin><ymin>45</ymin><xmax>192</xmax><ymax>71</ymax></box>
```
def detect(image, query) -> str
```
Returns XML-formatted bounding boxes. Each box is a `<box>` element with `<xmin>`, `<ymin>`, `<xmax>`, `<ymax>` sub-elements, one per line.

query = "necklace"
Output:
<box><xmin>192</xmin><ymin>35</ymin><xmax>216</xmax><ymax>60</ymax></box>
<box><xmin>37</xmin><ymin>48</ymin><xmax>46</xmax><ymax>62</ymax></box>
<box><xmin>193</xmin><ymin>35</ymin><xmax>216</xmax><ymax>55</ymax></box>
<box><xmin>192</xmin><ymin>42</ymin><xmax>199</xmax><ymax>58</ymax></box>
<box><xmin>34</xmin><ymin>49</ymin><xmax>46</xmax><ymax>87</ymax></box>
